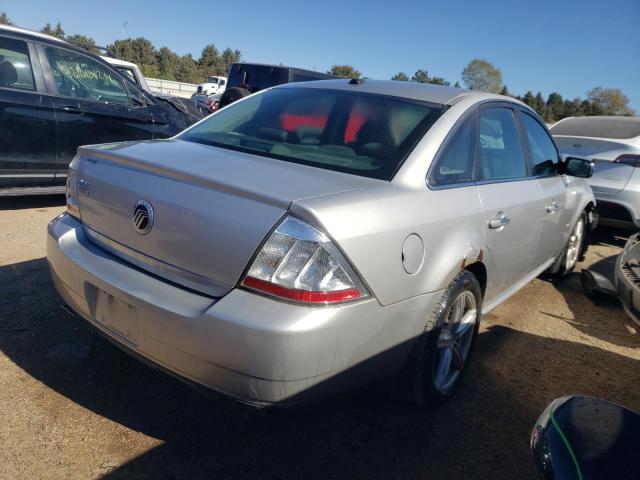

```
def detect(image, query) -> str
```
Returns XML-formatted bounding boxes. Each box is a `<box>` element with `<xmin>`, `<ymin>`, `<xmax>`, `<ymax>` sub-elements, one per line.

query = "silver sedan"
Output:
<box><xmin>551</xmin><ymin>116</ymin><xmax>640</xmax><ymax>229</ymax></box>
<box><xmin>48</xmin><ymin>79</ymin><xmax>595</xmax><ymax>407</ymax></box>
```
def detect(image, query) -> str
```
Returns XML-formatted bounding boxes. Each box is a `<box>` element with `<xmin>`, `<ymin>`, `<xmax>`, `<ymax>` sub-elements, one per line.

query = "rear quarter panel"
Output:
<box><xmin>292</xmin><ymin>184</ymin><xmax>491</xmax><ymax>306</ymax></box>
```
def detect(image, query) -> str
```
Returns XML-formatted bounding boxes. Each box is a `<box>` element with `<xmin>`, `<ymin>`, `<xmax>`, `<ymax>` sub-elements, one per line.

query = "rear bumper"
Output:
<box><xmin>614</xmin><ymin>238</ymin><xmax>640</xmax><ymax>326</ymax></box>
<box><xmin>595</xmin><ymin>188</ymin><xmax>640</xmax><ymax>229</ymax></box>
<box><xmin>47</xmin><ymin>213</ymin><xmax>442</xmax><ymax>405</ymax></box>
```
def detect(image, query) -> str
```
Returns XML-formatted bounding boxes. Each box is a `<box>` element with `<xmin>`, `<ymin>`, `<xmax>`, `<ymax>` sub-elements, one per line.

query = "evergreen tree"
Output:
<box><xmin>546</xmin><ymin>92</ymin><xmax>564</xmax><ymax>122</ymax></box>
<box><xmin>220</xmin><ymin>48</ymin><xmax>241</xmax><ymax>75</ymax></box>
<box><xmin>41</xmin><ymin>22</ymin><xmax>65</xmax><ymax>39</ymax></box>
<box><xmin>522</xmin><ymin>91</ymin><xmax>535</xmax><ymax>108</ymax></box>
<box><xmin>327</xmin><ymin>65</ymin><xmax>361</xmax><ymax>79</ymax></box>
<box><xmin>533</xmin><ymin>92</ymin><xmax>546</xmax><ymax>118</ymax></box>
<box><xmin>391</xmin><ymin>72</ymin><xmax>409</xmax><ymax>81</ymax></box>
<box><xmin>66</xmin><ymin>34</ymin><xmax>99</xmax><ymax>54</ymax></box>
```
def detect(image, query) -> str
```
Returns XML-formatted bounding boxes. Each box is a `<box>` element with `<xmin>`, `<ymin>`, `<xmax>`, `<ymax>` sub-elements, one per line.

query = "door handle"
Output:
<box><xmin>488</xmin><ymin>213</ymin><xmax>510</xmax><ymax>229</ymax></box>
<box><xmin>545</xmin><ymin>201</ymin><xmax>560</xmax><ymax>213</ymax></box>
<box><xmin>61</xmin><ymin>105</ymin><xmax>83</xmax><ymax>114</ymax></box>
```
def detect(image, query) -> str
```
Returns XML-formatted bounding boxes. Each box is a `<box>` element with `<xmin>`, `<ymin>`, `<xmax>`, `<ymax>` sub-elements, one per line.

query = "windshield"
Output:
<box><xmin>179</xmin><ymin>88</ymin><xmax>442</xmax><ymax>180</ymax></box>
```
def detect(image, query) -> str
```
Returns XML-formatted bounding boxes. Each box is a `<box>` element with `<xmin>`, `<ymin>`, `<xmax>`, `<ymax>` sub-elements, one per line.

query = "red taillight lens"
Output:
<box><xmin>243</xmin><ymin>276</ymin><xmax>360</xmax><ymax>304</ymax></box>
<box><xmin>241</xmin><ymin>216</ymin><xmax>369</xmax><ymax>305</ymax></box>
<box><xmin>613</xmin><ymin>154</ymin><xmax>640</xmax><ymax>167</ymax></box>
<box><xmin>66</xmin><ymin>157</ymin><xmax>81</xmax><ymax>220</ymax></box>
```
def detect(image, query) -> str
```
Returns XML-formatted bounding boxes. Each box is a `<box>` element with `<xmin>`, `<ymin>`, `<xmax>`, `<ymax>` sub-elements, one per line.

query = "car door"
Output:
<box><xmin>518</xmin><ymin>110</ymin><xmax>568</xmax><ymax>264</ymax></box>
<box><xmin>37</xmin><ymin>43</ymin><xmax>155</xmax><ymax>178</ymax></box>
<box><xmin>475</xmin><ymin>104</ymin><xmax>546</xmax><ymax>295</ymax></box>
<box><xmin>0</xmin><ymin>35</ymin><xmax>57</xmax><ymax>189</ymax></box>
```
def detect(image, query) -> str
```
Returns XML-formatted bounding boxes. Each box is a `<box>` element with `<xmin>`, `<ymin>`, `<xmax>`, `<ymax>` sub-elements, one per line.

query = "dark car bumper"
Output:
<box><xmin>614</xmin><ymin>233</ymin><xmax>640</xmax><ymax>326</ymax></box>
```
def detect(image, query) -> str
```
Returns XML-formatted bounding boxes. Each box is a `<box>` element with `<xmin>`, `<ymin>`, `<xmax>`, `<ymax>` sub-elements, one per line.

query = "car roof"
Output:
<box><xmin>0</xmin><ymin>24</ymin><xmax>70</xmax><ymax>45</ymax></box>
<box><xmin>550</xmin><ymin>116</ymin><xmax>640</xmax><ymax>140</ymax></box>
<box><xmin>274</xmin><ymin>78</ymin><xmax>513</xmax><ymax>106</ymax></box>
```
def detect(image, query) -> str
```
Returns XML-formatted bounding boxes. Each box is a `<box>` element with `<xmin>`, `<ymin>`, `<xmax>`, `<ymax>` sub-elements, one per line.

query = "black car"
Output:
<box><xmin>217</xmin><ymin>62</ymin><xmax>337</xmax><ymax>108</ymax></box>
<box><xmin>531</xmin><ymin>396</ymin><xmax>640</xmax><ymax>479</ymax></box>
<box><xmin>0</xmin><ymin>25</ymin><xmax>207</xmax><ymax>195</ymax></box>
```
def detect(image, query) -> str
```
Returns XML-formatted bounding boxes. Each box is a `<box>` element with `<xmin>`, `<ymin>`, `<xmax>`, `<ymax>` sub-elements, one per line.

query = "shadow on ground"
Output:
<box><xmin>1</xmin><ymin>257</ymin><xmax>639</xmax><ymax>480</ymax></box>
<box><xmin>0</xmin><ymin>194</ymin><xmax>65</xmax><ymax>211</ymax></box>
<box><xmin>544</xmin><ymin>227</ymin><xmax>638</xmax><ymax>349</ymax></box>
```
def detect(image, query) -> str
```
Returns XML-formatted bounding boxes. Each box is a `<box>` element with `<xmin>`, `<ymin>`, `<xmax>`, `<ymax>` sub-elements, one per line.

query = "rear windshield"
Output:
<box><xmin>550</xmin><ymin>117</ymin><xmax>640</xmax><ymax>139</ymax></box>
<box><xmin>180</xmin><ymin>88</ymin><xmax>442</xmax><ymax>180</ymax></box>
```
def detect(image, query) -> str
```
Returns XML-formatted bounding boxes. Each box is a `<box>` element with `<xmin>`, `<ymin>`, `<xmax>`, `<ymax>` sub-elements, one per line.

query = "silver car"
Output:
<box><xmin>47</xmin><ymin>79</ymin><xmax>595</xmax><ymax>407</ymax></box>
<box><xmin>551</xmin><ymin>116</ymin><xmax>640</xmax><ymax>229</ymax></box>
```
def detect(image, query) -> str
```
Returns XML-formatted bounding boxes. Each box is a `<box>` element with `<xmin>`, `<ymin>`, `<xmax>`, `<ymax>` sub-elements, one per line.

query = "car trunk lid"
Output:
<box><xmin>554</xmin><ymin>136</ymin><xmax>638</xmax><ymax>193</ymax></box>
<box><xmin>75</xmin><ymin>139</ymin><xmax>381</xmax><ymax>296</ymax></box>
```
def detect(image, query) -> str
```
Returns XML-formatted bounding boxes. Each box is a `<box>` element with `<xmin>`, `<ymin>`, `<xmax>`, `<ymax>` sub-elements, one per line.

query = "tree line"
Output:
<box><xmin>328</xmin><ymin>59</ymin><xmax>634</xmax><ymax>122</ymax></box>
<box><xmin>0</xmin><ymin>13</ymin><xmax>240</xmax><ymax>83</ymax></box>
<box><xmin>2</xmin><ymin>12</ymin><xmax>634</xmax><ymax>121</ymax></box>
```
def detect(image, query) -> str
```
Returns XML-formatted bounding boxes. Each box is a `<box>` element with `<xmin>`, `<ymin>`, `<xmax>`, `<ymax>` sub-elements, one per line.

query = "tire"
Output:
<box><xmin>219</xmin><ymin>87</ymin><xmax>249</xmax><ymax>108</ymax></box>
<box><xmin>407</xmin><ymin>270</ymin><xmax>482</xmax><ymax>408</ymax></box>
<box><xmin>549</xmin><ymin>212</ymin><xmax>587</xmax><ymax>277</ymax></box>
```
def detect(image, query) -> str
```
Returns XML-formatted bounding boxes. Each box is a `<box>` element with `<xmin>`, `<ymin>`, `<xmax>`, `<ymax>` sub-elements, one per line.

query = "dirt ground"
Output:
<box><xmin>0</xmin><ymin>195</ymin><xmax>638</xmax><ymax>480</ymax></box>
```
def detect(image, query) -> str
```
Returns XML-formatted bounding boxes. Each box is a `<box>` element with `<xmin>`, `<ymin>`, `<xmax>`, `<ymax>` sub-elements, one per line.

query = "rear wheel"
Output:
<box><xmin>408</xmin><ymin>270</ymin><xmax>482</xmax><ymax>408</ymax></box>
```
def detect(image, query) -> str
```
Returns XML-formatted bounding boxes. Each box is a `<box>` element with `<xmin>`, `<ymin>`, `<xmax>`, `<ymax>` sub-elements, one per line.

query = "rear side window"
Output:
<box><xmin>479</xmin><ymin>108</ymin><xmax>527</xmax><ymax>181</ymax></box>
<box><xmin>520</xmin><ymin>112</ymin><xmax>559</xmax><ymax>176</ymax></box>
<box><xmin>45</xmin><ymin>47</ymin><xmax>129</xmax><ymax>105</ymax></box>
<box><xmin>180</xmin><ymin>88</ymin><xmax>442</xmax><ymax>180</ymax></box>
<box><xmin>429</xmin><ymin>116</ymin><xmax>476</xmax><ymax>186</ymax></box>
<box><xmin>0</xmin><ymin>37</ymin><xmax>35</xmax><ymax>91</ymax></box>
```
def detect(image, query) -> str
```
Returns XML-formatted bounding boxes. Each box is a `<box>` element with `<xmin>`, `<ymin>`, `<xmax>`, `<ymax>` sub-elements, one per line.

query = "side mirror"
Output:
<box><xmin>562</xmin><ymin>156</ymin><xmax>594</xmax><ymax>178</ymax></box>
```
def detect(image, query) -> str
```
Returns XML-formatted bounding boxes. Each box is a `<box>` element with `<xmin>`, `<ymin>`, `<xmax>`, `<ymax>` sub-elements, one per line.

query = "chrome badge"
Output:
<box><xmin>132</xmin><ymin>200</ymin><xmax>154</xmax><ymax>235</ymax></box>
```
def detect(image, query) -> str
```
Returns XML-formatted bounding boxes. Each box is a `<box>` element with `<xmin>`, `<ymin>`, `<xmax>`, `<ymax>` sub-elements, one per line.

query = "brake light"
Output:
<box><xmin>66</xmin><ymin>156</ymin><xmax>81</xmax><ymax>220</ymax></box>
<box><xmin>242</xmin><ymin>216</ymin><xmax>369</xmax><ymax>305</ymax></box>
<box><xmin>613</xmin><ymin>154</ymin><xmax>640</xmax><ymax>167</ymax></box>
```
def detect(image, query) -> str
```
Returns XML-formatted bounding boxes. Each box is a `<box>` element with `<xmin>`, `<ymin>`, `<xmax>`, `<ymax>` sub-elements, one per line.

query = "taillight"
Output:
<box><xmin>242</xmin><ymin>216</ymin><xmax>369</xmax><ymax>305</ymax></box>
<box><xmin>66</xmin><ymin>156</ymin><xmax>81</xmax><ymax>220</ymax></box>
<box><xmin>613</xmin><ymin>154</ymin><xmax>640</xmax><ymax>167</ymax></box>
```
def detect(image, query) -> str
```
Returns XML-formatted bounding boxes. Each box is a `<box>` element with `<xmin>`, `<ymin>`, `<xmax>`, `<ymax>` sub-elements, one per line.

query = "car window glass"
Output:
<box><xmin>479</xmin><ymin>108</ymin><xmax>527</xmax><ymax>180</ymax></box>
<box><xmin>430</xmin><ymin>116</ymin><xmax>475</xmax><ymax>186</ymax></box>
<box><xmin>520</xmin><ymin>112</ymin><xmax>559</xmax><ymax>176</ymax></box>
<box><xmin>278</xmin><ymin>95</ymin><xmax>333</xmax><ymax>143</ymax></box>
<box><xmin>0</xmin><ymin>37</ymin><xmax>35</xmax><ymax>91</ymax></box>
<box><xmin>180</xmin><ymin>88</ymin><xmax>442</xmax><ymax>180</ymax></box>
<box><xmin>45</xmin><ymin>47</ymin><xmax>129</xmax><ymax>105</ymax></box>
<box><xmin>117</xmin><ymin>66</ymin><xmax>137</xmax><ymax>84</ymax></box>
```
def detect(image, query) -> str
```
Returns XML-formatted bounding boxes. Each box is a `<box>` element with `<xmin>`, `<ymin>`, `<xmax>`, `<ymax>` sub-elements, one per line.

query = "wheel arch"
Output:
<box><xmin>464</xmin><ymin>261</ymin><xmax>487</xmax><ymax>299</ymax></box>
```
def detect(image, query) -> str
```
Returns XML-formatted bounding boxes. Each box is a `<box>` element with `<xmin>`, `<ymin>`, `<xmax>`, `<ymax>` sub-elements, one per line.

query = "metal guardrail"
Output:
<box><xmin>146</xmin><ymin>78</ymin><xmax>197</xmax><ymax>98</ymax></box>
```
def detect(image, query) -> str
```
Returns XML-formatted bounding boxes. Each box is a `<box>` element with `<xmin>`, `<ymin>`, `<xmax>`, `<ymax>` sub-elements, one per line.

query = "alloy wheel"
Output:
<box><xmin>565</xmin><ymin>218</ymin><xmax>585</xmax><ymax>271</ymax></box>
<box><xmin>433</xmin><ymin>290</ymin><xmax>478</xmax><ymax>393</ymax></box>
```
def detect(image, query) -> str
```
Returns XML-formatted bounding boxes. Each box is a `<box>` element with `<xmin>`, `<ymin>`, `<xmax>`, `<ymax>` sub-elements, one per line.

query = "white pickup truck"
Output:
<box><xmin>101</xmin><ymin>56</ymin><xmax>151</xmax><ymax>93</ymax></box>
<box><xmin>196</xmin><ymin>75</ymin><xmax>227</xmax><ymax>95</ymax></box>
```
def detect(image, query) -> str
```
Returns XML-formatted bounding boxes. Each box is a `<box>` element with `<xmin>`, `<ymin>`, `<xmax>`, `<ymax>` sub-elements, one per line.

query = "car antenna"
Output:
<box><xmin>349</xmin><ymin>78</ymin><xmax>364</xmax><ymax>85</ymax></box>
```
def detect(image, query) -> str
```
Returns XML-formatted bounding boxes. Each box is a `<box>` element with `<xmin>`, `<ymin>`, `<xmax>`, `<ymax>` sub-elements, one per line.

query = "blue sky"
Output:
<box><xmin>4</xmin><ymin>0</ymin><xmax>640</xmax><ymax>111</ymax></box>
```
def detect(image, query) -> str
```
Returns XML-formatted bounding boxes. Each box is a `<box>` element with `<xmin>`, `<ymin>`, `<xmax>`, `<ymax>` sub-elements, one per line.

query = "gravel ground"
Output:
<box><xmin>0</xmin><ymin>195</ymin><xmax>638</xmax><ymax>480</ymax></box>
